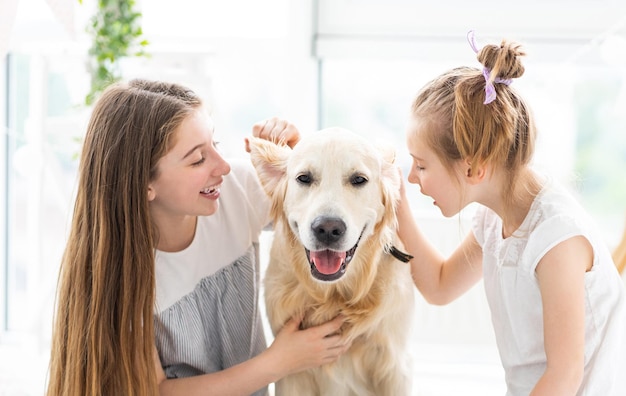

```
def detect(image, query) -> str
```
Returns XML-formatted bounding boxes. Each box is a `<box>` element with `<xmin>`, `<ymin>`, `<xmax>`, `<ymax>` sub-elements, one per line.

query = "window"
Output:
<box><xmin>1</xmin><ymin>0</ymin><xmax>315</xmax><ymax>338</ymax></box>
<box><xmin>319</xmin><ymin>59</ymin><xmax>626</xmax><ymax>240</ymax></box>
<box><xmin>315</xmin><ymin>0</ymin><xmax>626</xmax><ymax>244</ymax></box>
<box><xmin>2</xmin><ymin>1</ymin><xmax>314</xmax><ymax>393</ymax></box>
<box><xmin>2</xmin><ymin>1</ymin><xmax>625</xmax><ymax>394</ymax></box>
<box><xmin>3</xmin><ymin>51</ymin><xmax>87</xmax><ymax>335</ymax></box>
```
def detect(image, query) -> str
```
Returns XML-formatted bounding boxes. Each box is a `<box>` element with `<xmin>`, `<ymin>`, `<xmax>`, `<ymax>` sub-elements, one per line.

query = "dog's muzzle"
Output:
<box><xmin>305</xmin><ymin>243</ymin><xmax>358</xmax><ymax>282</ymax></box>
<box><xmin>305</xmin><ymin>219</ymin><xmax>364</xmax><ymax>282</ymax></box>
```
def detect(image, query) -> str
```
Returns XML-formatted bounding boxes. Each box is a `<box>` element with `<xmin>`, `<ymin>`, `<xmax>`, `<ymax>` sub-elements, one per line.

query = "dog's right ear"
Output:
<box><xmin>247</xmin><ymin>136</ymin><xmax>290</xmax><ymax>196</ymax></box>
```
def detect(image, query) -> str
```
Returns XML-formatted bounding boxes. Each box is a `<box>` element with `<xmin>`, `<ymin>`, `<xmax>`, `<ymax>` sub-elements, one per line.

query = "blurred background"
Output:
<box><xmin>1</xmin><ymin>0</ymin><xmax>625</xmax><ymax>395</ymax></box>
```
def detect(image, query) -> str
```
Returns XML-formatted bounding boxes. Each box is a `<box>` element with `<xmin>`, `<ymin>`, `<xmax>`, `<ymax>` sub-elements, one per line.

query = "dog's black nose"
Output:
<box><xmin>311</xmin><ymin>216</ymin><xmax>346</xmax><ymax>244</ymax></box>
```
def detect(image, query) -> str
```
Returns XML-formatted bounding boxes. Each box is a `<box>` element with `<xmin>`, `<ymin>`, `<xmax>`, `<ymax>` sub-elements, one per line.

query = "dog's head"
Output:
<box><xmin>248</xmin><ymin>127</ymin><xmax>400</xmax><ymax>283</ymax></box>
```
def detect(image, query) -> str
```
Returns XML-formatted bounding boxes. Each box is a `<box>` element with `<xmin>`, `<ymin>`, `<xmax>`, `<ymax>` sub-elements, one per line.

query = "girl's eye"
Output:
<box><xmin>192</xmin><ymin>157</ymin><xmax>206</xmax><ymax>166</ymax></box>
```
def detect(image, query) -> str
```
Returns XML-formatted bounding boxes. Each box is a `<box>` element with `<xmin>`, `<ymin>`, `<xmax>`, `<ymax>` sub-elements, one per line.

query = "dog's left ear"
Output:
<box><xmin>247</xmin><ymin>136</ymin><xmax>290</xmax><ymax>197</ymax></box>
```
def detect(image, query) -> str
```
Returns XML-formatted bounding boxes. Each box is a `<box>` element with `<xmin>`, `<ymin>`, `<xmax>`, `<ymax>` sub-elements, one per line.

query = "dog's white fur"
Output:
<box><xmin>249</xmin><ymin>127</ymin><xmax>415</xmax><ymax>396</ymax></box>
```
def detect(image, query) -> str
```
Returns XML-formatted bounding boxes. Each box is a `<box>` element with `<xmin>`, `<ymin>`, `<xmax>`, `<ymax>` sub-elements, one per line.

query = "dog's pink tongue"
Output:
<box><xmin>310</xmin><ymin>250</ymin><xmax>346</xmax><ymax>275</ymax></box>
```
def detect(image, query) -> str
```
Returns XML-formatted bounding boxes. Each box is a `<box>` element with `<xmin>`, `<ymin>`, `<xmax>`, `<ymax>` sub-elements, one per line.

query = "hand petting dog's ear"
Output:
<box><xmin>251</xmin><ymin>117</ymin><xmax>301</xmax><ymax>149</ymax></box>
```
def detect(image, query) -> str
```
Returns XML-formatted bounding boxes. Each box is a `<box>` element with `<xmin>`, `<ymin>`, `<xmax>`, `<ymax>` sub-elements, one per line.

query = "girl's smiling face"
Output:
<box><xmin>406</xmin><ymin>116</ymin><xmax>467</xmax><ymax>217</ymax></box>
<box><xmin>148</xmin><ymin>109</ymin><xmax>231</xmax><ymax>220</ymax></box>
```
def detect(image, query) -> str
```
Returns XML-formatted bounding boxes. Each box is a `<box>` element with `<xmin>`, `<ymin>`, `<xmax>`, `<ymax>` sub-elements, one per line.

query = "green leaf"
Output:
<box><xmin>81</xmin><ymin>0</ymin><xmax>150</xmax><ymax>105</ymax></box>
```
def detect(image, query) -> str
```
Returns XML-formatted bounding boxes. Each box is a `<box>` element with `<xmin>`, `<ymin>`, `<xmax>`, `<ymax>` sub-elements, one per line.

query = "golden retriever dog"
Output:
<box><xmin>248</xmin><ymin>127</ymin><xmax>415</xmax><ymax>396</ymax></box>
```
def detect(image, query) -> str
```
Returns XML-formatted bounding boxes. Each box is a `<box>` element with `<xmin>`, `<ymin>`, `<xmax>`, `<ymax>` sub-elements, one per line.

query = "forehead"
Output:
<box><xmin>406</xmin><ymin>114</ymin><xmax>430</xmax><ymax>137</ymax></box>
<box><xmin>406</xmin><ymin>119</ymin><xmax>431</xmax><ymax>152</ymax></box>
<box><xmin>289</xmin><ymin>129</ymin><xmax>380</xmax><ymax>174</ymax></box>
<box><xmin>170</xmin><ymin>110</ymin><xmax>214</xmax><ymax>144</ymax></box>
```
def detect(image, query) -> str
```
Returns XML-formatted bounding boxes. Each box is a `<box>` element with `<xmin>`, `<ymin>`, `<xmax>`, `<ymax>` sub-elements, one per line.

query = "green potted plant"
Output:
<box><xmin>81</xmin><ymin>0</ymin><xmax>149</xmax><ymax>105</ymax></box>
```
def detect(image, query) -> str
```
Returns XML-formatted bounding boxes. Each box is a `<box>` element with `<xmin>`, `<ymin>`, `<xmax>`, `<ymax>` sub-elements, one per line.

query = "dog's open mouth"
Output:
<box><xmin>304</xmin><ymin>229</ymin><xmax>364</xmax><ymax>282</ymax></box>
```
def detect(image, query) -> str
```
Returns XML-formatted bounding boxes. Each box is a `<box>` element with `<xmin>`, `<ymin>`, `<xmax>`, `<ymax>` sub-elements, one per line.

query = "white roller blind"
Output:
<box><xmin>314</xmin><ymin>0</ymin><xmax>626</xmax><ymax>63</ymax></box>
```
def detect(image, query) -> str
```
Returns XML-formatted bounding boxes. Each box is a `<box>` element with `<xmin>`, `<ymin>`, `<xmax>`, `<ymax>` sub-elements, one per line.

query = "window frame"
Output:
<box><xmin>1</xmin><ymin>54</ymin><xmax>8</xmax><ymax>335</ymax></box>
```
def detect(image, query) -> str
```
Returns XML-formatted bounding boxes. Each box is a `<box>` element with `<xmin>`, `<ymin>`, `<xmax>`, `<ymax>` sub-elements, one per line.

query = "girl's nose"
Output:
<box><xmin>407</xmin><ymin>169</ymin><xmax>419</xmax><ymax>185</ymax></box>
<box><xmin>210</xmin><ymin>151</ymin><xmax>231</xmax><ymax>176</ymax></box>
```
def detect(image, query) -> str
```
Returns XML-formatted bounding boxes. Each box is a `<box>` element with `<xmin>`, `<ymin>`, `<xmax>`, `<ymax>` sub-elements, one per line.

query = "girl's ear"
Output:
<box><xmin>464</xmin><ymin>159</ymin><xmax>488</xmax><ymax>184</ymax></box>
<box><xmin>147</xmin><ymin>185</ymin><xmax>156</xmax><ymax>201</ymax></box>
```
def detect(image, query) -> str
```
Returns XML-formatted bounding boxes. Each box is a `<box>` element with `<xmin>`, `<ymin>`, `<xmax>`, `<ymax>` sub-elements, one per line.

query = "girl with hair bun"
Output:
<box><xmin>397</xmin><ymin>32</ymin><xmax>626</xmax><ymax>395</ymax></box>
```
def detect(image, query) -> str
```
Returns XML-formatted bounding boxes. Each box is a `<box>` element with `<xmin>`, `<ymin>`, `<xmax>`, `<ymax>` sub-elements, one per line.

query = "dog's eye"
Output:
<box><xmin>296</xmin><ymin>173</ymin><xmax>312</xmax><ymax>185</ymax></box>
<box><xmin>350</xmin><ymin>175</ymin><xmax>368</xmax><ymax>186</ymax></box>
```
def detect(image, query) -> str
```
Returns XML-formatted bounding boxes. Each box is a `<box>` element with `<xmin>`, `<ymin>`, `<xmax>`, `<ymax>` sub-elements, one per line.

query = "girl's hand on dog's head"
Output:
<box><xmin>252</xmin><ymin>117</ymin><xmax>300</xmax><ymax>148</ymax></box>
<box><xmin>397</xmin><ymin>166</ymin><xmax>407</xmax><ymax>196</ymax></box>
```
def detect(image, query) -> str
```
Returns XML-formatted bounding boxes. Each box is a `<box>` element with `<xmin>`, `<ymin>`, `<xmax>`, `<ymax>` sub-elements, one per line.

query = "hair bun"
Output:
<box><xmin>478</xmin><ymin>40</ymin><xmax>526</xmax><ymax>80</ymax></box>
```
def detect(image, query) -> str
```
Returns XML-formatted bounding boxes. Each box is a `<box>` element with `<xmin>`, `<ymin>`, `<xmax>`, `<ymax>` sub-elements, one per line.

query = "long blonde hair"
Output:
<box><xmin>411</xmin><ymin>37</ymin><xmax>539</xmax><ymax>214</ymax></box>
<box><xmin>47</xmin><ymin>79</ymin><xmax>202</xmax><ymax>396</ymax></box>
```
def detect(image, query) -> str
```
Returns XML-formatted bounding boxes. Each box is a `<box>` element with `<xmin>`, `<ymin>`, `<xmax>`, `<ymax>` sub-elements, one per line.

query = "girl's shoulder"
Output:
<box><xmin>221</xmin><ymin>157</ymin><xmax>272</xmax><ymax>233</ymax></box>
<box><xmin>529</xmin><ymin>180</ymin><xmax>590</xmax><ymax>226</ymax></box>
<box><xmin>227</xmin><ymin>157</ymin><xmax>258</xmax><ymax>182</ymax></box>
<box><xmin>522</xmin><ymin>180</ymin><xmax>615</xmax><ymax>272</ymax></box>
<box><xmin>225</xmin><ymin>158</ymin><xmax>267</xmax><ymax>195</ymax></box>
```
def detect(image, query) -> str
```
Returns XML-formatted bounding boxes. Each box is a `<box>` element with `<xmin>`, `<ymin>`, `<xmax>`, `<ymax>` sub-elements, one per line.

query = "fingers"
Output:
<box><xmin>283</xmin><ymin>315</ymin><xmax>302</xmax><ymax>332</ymax></box>
<box><xmin>315</xmin><ymin>314</ymin><xmax>346</xmax><ymax>337</ymax></box>
<box><xmin>396</xmin><ymin>165</ymin><xmax>407</xmax><ymax>196</ymax></box>
<box><xmin>284</xmin><ymin>313</ymin><xmax>345</xmax><ymax>341</ymax></box>
<box><xmin>252</xmin><ymin>117</ymin><xmax>300</xmax><ymax>148</ymax></box>
<box><xmin>252</xmin><ymin>117</ymin><xmax>284</xmax><ymax>139</ymax></box>
<box><xmin>273</xmin><ymin>314</ymin><xmax>304</xmax><ymax>339</ymax></box>
<box><xmin>317</xmin><ymin>315</ymin><xmax>351</xmax><ymax>362</ymax></box>
<box><xmin>273</xmin><ymin>314</ymin><xmax>351</xmax><ymax>371</ymax></box>
<box><xmin>318</xmin><ymin>334</ymin><xmax>352</xmax><ymax>363</ymax></box>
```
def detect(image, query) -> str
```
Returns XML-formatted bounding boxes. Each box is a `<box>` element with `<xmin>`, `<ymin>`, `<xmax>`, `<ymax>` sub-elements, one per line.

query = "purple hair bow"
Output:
<box><xmin>467</xmin><ymin>30</ymin><xmax>512</xmax><ymax>104</ymax></box>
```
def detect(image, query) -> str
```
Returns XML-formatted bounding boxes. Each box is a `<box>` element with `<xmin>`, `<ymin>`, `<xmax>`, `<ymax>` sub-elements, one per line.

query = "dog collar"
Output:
<box><xmin>388</xmin><ymin>245</ymin><xmax>414</xmax><ymax>263</ymax></box>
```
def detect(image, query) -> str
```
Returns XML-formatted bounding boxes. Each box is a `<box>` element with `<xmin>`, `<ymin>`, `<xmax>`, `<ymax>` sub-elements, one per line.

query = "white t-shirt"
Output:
<box><xmin>473</xmin><ymin>181</ymin><xmax>626</xmax><ymax>395</ymax></box>
<box><xmin>153</xmin><ymin>159</ymin><xmax>271</xmax><ymax>394</ymax></box>
<box><xmin>155</xmin><ymin>159</ymin><xmax>271</xmax><ymax>311</ymax></box>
